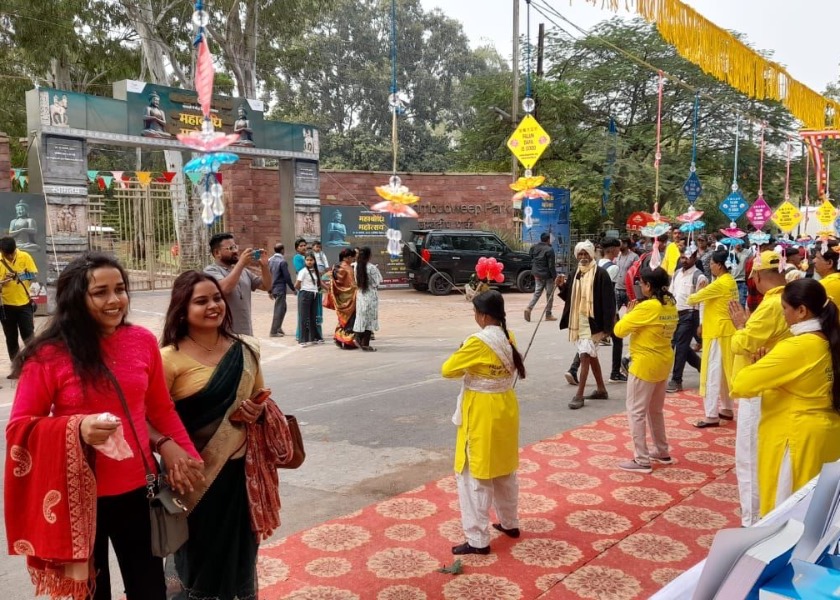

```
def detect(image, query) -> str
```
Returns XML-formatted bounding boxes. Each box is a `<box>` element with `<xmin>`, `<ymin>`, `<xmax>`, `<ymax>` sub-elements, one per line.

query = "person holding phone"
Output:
<box><xmin>158</xmin><ymin>270</ymin><xmax>275</xmax><ymax>600</ymax></box>
<box><xmin>204</xmin><ymin>232</ymin><xmax>270</xmax><ymax>336</ymax></box>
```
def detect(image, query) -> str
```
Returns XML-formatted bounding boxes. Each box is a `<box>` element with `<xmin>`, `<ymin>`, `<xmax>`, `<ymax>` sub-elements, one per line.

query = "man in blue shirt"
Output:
<box><xmin>268</xmin><ymin>243</ymin><xmax>296</xmax><ymax>337</ymax></box>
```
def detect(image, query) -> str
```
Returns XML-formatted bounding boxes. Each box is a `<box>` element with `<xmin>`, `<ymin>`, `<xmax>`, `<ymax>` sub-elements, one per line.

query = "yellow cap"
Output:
<box><xmin>750</xmin><ymin>251</ymin><xmax>782</xmax><ymax>275</ymax></box>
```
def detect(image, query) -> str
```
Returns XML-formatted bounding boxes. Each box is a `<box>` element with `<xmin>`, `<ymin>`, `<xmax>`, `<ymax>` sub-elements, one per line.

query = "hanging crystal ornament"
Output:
<box><xmin>180</xmin><ymin>0</ymin><xmax>240</xmax><ymax>225</ymax></box>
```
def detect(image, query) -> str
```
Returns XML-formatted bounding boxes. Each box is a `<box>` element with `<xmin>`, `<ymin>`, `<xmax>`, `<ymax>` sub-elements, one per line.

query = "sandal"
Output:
<box><xmin>718</xmin><ymin>412</ymin><xmax>734</xmax><ymax>420</ymax></box>
<box><xmin>693</xmin><ymin>420</ymin><xmax>720</xmax><ymax>428</ymax></box>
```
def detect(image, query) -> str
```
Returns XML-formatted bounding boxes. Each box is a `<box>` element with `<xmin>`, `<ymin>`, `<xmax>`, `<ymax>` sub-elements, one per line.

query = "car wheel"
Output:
<box><xmin>428</xmin><ymin>272</ymin><xmax>454</xmax><ymax>296</ymax></box>
<box><xmin>412</xmin><ymin>283</ymin><xmax>428</xmax><ymax>292</ymax></box>
<box><xmin>516</xmin><ymin>270</ymin><xmax>535</xmax><ymax>293</ymax></box>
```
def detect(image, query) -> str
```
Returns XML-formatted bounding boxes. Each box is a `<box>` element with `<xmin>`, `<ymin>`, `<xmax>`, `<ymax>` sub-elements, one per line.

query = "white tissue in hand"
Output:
<box><xmin>92</xmin><ymin>413</ymin><xmax>134</xmax><ymax>460</ymax></box>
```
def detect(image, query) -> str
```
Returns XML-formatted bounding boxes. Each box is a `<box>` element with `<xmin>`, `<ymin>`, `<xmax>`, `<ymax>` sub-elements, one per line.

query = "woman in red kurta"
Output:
<box><xmin>4</xmin><ymin>253</ymin><xmax>203</xmax><ymax>600</ymax></box>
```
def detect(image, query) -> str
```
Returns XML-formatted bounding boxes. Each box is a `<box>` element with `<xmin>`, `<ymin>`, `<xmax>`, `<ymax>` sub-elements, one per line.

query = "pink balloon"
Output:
<box><xmin>494</xmin><ymin>273</ymin><xmax>505</xmax><ymax>283</ymax></box>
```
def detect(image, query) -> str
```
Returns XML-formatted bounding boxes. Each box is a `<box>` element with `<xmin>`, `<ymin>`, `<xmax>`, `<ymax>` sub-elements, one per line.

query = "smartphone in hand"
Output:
<box><xmin>252</xmin><ymin>249</ymin><xmax>262</xmax><ymax>261</ymax></box>
<box><xmin>229</xmin><ymin>388</ymin><xmax>271</xmax><ymax>423</ymax></box>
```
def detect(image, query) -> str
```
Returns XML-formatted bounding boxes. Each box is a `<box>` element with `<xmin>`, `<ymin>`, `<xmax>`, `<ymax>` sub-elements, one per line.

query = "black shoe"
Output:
<box><xmin>609</xmin><ymin>373</ymin><xmax>627</xmax><ymax>383</ymax></box>
<box><xmin>666</xmin><ymin>380</ymin><xmax>682</xmax><ymax>393</ymax></box>
<box><xmin>621</xmin><ymin>357</ymin><xmax>631</xmax><ymax>374</ymax></box>
<box><xmin>565</xmin><ymin>371</ymin><xmax>579</xmax><ymax>386</ymax></box>
<box><xmin>6</xmin><ymin>373</ymin><xmax>18</xmax><ymax>380</ymax></box>
<box><xmin>586</xmin><ymin>390</ymin><xmax>609</xmax><ymax>400</ymax></box>
<box><xmin>492</xmin><ymin>523</ymin><xmax>521</xmax><ymax>538</ymax></box>
<box><xmin>452</xmin><ymin>542</ymin><xmax>490</xmax><ymax>555</ymax></box>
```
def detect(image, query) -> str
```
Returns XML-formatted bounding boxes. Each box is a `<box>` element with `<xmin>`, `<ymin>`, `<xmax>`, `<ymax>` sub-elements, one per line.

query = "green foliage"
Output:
<box><xmin>455</xmin><ymin>19</ymin><xmax>803</xmax><ymax>233</ymax></box>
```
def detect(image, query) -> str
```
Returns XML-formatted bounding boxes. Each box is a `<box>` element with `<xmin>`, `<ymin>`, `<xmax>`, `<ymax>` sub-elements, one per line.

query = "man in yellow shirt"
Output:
<box><xmin>727</xmin><ymin>250</ymin><xmax>790</xmax><ymax>526</ymax></box>
<box><xmin>0</xmin><ymin>237</ymin><xmax>37</xmax><ymax>370</ymax></box>
<box><xmin>815</xmin><ymin>241</ymin><xmax>840</xmax><ymax>306</ymax></box>
<box><xmin>659</xmin><ymin>233</ymin><xmax>682</xmax><ymax>277</ymax></box>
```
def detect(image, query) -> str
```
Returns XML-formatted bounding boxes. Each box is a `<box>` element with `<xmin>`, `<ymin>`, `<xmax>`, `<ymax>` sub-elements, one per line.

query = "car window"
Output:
<box><xmin>427</xmin><ymin>235</ymin><xmax>453</xmax><ymax>250</ymax></box>
<box><xmin>412</xmin><ymin>233</ymin><xmax>427</xmax><ymax>248</ymax></box>
<box><xmin>479</xmin><ymin>235</ymin><xmax>505</xmax><ymax>253</ymax></box>
<box><xmin>453</xmin><ymin>236</ymin><xmax>481</xmax><ymax>251</ymax></box>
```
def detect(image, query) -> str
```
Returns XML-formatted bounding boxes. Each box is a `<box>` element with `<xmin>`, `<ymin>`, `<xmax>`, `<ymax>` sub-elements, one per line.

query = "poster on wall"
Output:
<box><xmin>320</xmin><ymin>205</ymin><xmax>417</xmax><ymax>287</ymax></box>
<box><xmin>295</xmin><ymin>197</ymin><xmax>321</xmax><ymax>241</ymax></box>
<box><xmin>521</xmin><ymin>187</ymin><xmax>571</xmax><ymax>262</ymax></box>
<box><xmin>0</xmin><ymin>193</ymin><xmax>49</xmax><ymax>308</ymax></box>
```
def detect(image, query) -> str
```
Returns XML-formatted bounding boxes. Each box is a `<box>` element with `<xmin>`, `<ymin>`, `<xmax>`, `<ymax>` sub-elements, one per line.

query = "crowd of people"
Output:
<box><xmin>1</xmin><ymin>230</ymin><xmax>386</xmax><ymax>600</ymax></box>
<box><xmin>6</xmin><ymin>224</ymin><xmax>840</xmax><ymax>582</ymax></box>
<box><xmin>542</xmin><ymin>229</ymin><xmax>840</xmax><ymax>531</ymax></box>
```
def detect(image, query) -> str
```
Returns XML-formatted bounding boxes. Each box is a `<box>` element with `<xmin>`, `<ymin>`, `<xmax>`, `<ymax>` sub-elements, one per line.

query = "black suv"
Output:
<box><xmin>403</xmin><ymin>229</ymin><xmax>535</xmax><ymax>296</ymax></box>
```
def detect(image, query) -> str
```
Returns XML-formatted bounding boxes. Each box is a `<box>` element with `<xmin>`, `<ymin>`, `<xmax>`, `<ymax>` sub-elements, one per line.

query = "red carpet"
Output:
<box><xmin>257</xmin><ymin>391</ymin><xmax>739</xmax><ymax>599</ymax></box>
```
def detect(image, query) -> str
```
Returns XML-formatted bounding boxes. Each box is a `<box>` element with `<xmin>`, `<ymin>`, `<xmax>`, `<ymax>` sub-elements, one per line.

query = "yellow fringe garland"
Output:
<box><xmin>582</xmin><ymin>0</ymin><xmax>839</xmax><ymax>129</ymax></box>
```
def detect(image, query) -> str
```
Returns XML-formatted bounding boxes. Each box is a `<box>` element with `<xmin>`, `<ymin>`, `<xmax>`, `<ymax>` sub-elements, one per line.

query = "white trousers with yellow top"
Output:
<box><xmin>456</xmin><ymin>453</ymin><xmax>519</xmax><ymax>548</ymax></box>
<box><xmin>734</xmin><ymin>396</ymin><xmax>761</xmax><ymax>526</ymax></box>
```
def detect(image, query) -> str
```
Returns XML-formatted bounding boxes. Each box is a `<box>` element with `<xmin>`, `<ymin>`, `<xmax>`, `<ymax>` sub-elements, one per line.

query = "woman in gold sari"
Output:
<box><xmin>155</xmin><ymin>271</ymin><xmax>286</xmax><ymax>600</ymax></box>
<box><xmin>329</xmin><ymin>247</ymin><xmax>358</xmax><ymax>349</ymax></box>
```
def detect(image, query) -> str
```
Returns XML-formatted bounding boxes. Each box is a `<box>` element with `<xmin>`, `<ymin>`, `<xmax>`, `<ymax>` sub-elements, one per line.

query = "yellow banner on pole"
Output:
<box><xmin>771</xmin><ymin>201</ymin><xmax>802</xmax><ymax>233</ymax></box>
<box><xmin>507</xmin><ymin>115</ymin><xmax>551</xmax><ymax>170</ymax></box>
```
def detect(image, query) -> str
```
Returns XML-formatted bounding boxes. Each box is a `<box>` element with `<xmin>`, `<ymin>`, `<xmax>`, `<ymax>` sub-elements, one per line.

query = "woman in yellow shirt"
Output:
<box><xmin>815</xmin><ymin>241</ymin><xmax>840</xmax><ymax>307</ymax></box>
<box><xmin>613</xmin><ymin>267</ymin><xmax>679</xmax><ymax>473</ymax></box>
<box><xmin>441</xmin><ymin>290</ymin><xmax>526</xmax><ymax>556</ymax></box>
<box><xmin>688</xmin><ymin>249</ymin><xmax>738</xmax><ymax>427</ymax></box>
<box><xmin>731</xmin><ymin>278</ymin><xmax>840</xmax><ymax>516</ymax></box>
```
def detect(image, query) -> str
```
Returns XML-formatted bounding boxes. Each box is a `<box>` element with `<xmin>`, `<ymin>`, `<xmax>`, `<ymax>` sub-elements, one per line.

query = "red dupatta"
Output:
<box><xmin>5</xmin><ymin>414</ymin><xmax>97</xmax><ymax>600</ymax></box>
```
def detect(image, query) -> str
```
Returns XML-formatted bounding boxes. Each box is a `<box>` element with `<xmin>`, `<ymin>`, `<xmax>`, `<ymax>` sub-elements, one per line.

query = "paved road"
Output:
<box><xmin>0</xmin><ymin>287</ymin><xmax>700</xmax><ymax>598</ymax></box>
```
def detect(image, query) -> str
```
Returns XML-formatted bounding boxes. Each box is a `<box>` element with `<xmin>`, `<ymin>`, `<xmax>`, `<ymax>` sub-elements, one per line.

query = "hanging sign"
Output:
<box><xmin>719</xmin><ymin>190</ymin><xmax>748</xmax><ymax>221</ymax></box>
<box><xmin>815</xmin><ymin>200</ymin><xmax>837</xmax><ymax>228</ymax></box>
<box><xmin>772</xmin><ymin>201</ymin><xmax>803</xmax><ymax>233</ymax></box>
<box><xmin>683</xmin><ymin>171</ymin><xmax>702</xmax><ymax>203</ymax></box>
<box><xmin>746</xmin><ymin>197</ymin><xmax>772</xmax><ymax>230</ymax></box>
<box><xmin>506</xmin><ymin>115</ymin><xmax>551</xmax><ymax>170</ymax></box>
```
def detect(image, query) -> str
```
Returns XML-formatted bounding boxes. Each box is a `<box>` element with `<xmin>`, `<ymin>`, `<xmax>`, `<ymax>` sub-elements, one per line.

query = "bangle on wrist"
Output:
<box><xmin>154</xmin><ymin>436</ymin><xmax>173</xmax><ymax>453</ymax></box>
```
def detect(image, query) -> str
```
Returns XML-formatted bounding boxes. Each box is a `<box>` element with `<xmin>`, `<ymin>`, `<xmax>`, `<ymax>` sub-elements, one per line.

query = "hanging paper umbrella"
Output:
<box><xmin>510</xmin><ymin>175</ymin><xmax>550</xmax><ymax>202</ymax></box>
<box><xmin>640</xmin><ymin>221</ymin><xmax>671</xmax><ymax>238</ymax></box>
<box><xmin>374</xmin><ymin>181</ymin><xmax>419</xmax><ymax>205</ymax></box>
<box><xmin>627</xmin><ymin>211</ymin><xmax>655</xmax><ymax>230</ymax></box>
<box><xmin>677</xmin><ymin>209</ymin><xmax>704</xmax><ymax>223</ymax></box>
<box><xmin>679</xmin><ymin>221</ymin><xmax>705</xmax><ymax>233</ymax></box>
<box><xmin>371</xmin><ymin>200</ymin><xmax>418</xmax><ymax>218</ymax></box>
<box><xmin>177</xmin><ymin>130</ymin><xmax>241</xmax><ymax>152</ymax></box>
<box><xmin>748</xmin><ymin>231</ymin><xmax>771</xmax><ymax>246</ymax></box>
<box><xmin>184</xmin><ymin>152</ymin><xmax>239</xmax><ymax>174</ymax></box>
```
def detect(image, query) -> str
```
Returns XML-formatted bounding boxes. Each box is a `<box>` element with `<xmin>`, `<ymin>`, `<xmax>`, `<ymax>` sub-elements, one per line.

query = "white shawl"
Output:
<box><xmin>451</xmin><ymin>325</ymin><xmax>515</xmax><ymax>426</ymax></box>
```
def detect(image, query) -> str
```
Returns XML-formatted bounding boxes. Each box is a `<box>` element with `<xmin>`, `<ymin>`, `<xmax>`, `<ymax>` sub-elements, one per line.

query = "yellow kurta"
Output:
<box><xmin>613</xmin><ymin>297</ymin><xmax>679</xmax><ymax>383</ymax></box>
<box><xmin>729</xmin><ymin>286</ymin><xmax>791</xmax><ymax>378</ymax></box>
<box><xmin>688</xmin><ymin>273</ymin><xmax>738</xmax><ymax>396</ymax></box>
<box><xmin>661</xmin><ymin>242</ymin><xmax>681</xmax><ymax>277</ymax></box>
<box><xmin>820</xmin><ymin>272</ymin><xmax>840</xmax><ymax>308</ymax></box>
<box><xmin>731</xmin><ymin>333</ymin><xmax>840</xmax><ymax>516</ymax></box>
<box><xmin>442</xmin><ymin>335</ymin><xmax>519</xmax><ymax>480</ymax></box>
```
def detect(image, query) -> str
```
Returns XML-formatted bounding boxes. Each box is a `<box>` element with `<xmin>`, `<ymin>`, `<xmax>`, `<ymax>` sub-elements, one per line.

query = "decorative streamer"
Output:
<box><xmin>645</xmin><ymin>71</ymin><xmax>669</xmax><ymax>270</ymax></box>
<box><xmin>371</xmin><ymin>0</ymin><xmax>419</xmax><ymax>256</ymax></box>
<box><xmin>718</xmin><ymin>118</ymin><xmax>748</xmax><ymax>267</ymax></box>
<box><xmin>583</xmin><ymin>0</ymin><xmax>839</xmax><ymax>128</ymax></box>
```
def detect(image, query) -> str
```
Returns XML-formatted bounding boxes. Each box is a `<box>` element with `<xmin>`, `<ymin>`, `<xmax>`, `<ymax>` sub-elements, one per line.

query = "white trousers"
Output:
<box><xmin>734</xmin><ymin>397</ymin><xmax>761</xmax><ymax>527</ymax></box>
<box><xmin>775</xmin><ymin>446</ymin><xmax>793</xmax><ymax>509</ymax></box>
<box><xmin>456</xmin><ymin>461</ymin><xmax>519</xmax><ymax>548</ymax></box>
<box><xmin>703</xmin><ymin>339</ymin><xmax>733</xmax><ymax>419</ymax></box>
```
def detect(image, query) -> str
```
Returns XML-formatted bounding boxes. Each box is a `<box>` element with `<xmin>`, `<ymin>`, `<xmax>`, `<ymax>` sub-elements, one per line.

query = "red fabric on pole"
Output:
<box><xmin>195</xmin><ymin>38</ymin><xmax>215</xmax><ymax>119</ymax></box>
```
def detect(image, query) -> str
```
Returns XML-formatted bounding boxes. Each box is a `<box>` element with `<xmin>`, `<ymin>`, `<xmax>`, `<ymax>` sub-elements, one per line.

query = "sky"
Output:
<box><xmin>420</xmin><ymin>0</ymin><xmax>839</xmax><ymax>94</ymax></box>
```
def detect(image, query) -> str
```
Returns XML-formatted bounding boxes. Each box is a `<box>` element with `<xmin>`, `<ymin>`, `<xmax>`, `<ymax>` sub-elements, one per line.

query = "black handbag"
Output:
<box><xmin>104</xmin><ymin>369</ymin><xmax>189</xmax><ymax>558</ymax></box>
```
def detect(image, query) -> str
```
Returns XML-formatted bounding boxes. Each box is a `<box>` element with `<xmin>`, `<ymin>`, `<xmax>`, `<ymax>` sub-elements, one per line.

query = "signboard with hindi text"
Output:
<box><xmin>320</xmin><ymin>205</ymin><xmax>417</xmax><ymax>287</ymax></box>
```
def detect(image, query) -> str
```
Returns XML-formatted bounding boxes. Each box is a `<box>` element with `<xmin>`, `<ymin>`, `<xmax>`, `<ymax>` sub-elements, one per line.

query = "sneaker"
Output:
<box><xmin>621</xmin><ymin>357</ymin><xmax>631</xmax><ymax>374</ymax></box>
<box><xmin>599</xmin><ymin>338</ymin><xmax>612</xmax><ymax>346</ymax></box>
<box><xmin>316</xmin><ymin>339</ymin><xmax>325</xmax><ymax>344</ymax></box>
<box><xmin>650</xmin><ymin>455</ymin><xmax>676</xmax><ymax>465</ymax></box>
<box><xmin>545</xmin><ymin>314</ymin><xmax>557</xmax><ymax>322</ymax></box>
<box><xmin>524</xmin><ymin>308</ymin><xmax>532</xmax><ymax>322</ymax></box>
<box><xmin>270</xmin><ymin>332</ymin><xmax>284</xmax><ymax>338</ymax></box>
<box><xmin>568</xmin><ymin>395</ymin><xmax>585</xmax><ymax>410</ymax></box>
<box><xmin>609</xmin><ymin>373</ymin><xmax>628</xmax><ymax>383</ymax></box>
<box><xmin>666</xmin><ymin>381</ymin><xmax>682</xmax><ymax>393</ymax></box>
<box><xmin>565</xmin><ymin>371</ymin><xmax>579</xmax><ymax>386</ymax></box>
<box><xmin>586</xmin><ymin>390</ymin><xmax>609</xmax><ymax>400</ymax></box>
<box><xmin>299</xmin><ymin>342</ymin><xmax>309</xmax><ymax>347</ymax></box>
<box><xmin>618</xmin><ymin>459</ymin><xmax>652</xmax><ymax>474</ymax></box>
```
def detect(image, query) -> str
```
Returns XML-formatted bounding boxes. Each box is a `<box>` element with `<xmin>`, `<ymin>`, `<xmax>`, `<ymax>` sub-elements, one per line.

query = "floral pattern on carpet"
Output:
<box><xmin>259</xmin><ymin>391</ymin><xmax>739</xmax><ymax>599</ymax></box>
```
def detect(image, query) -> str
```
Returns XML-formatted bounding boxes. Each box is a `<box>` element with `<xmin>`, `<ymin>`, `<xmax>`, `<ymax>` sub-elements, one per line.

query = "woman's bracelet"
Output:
<box><xmin>154</xmin><ymin>436</ymin><xmax>173</xmax><ymax>453</ymax></box>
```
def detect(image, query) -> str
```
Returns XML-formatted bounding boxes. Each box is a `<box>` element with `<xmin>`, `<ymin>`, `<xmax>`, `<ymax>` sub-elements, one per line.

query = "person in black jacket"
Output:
<box><xmin>268</xmin><ymin>243</ymin><xmax>296</xmax><ymax>337</ymax></box>
<box><xmin>558</xmin><ymin>240</ymin><xmax>616</xmax><ymax>409</ymax></box>
<box><xmin>524</xmin><ymin>232</ymin><xmax>558</xmax><ymax>322</ymax></box>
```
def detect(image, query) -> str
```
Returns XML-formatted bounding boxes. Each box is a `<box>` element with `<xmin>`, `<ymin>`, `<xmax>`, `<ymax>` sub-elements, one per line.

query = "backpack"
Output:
<box><xmin>625</xmin><ymin>252</ymin><xmax>651</xmax><ymax>302</ymax></box>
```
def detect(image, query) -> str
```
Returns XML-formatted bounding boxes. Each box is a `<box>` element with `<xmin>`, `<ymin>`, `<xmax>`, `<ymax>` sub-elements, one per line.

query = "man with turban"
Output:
<box><xmin>557</xmin><ymin>240</ymin><xmax>616</xmax><ymax>409</ymax></box>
